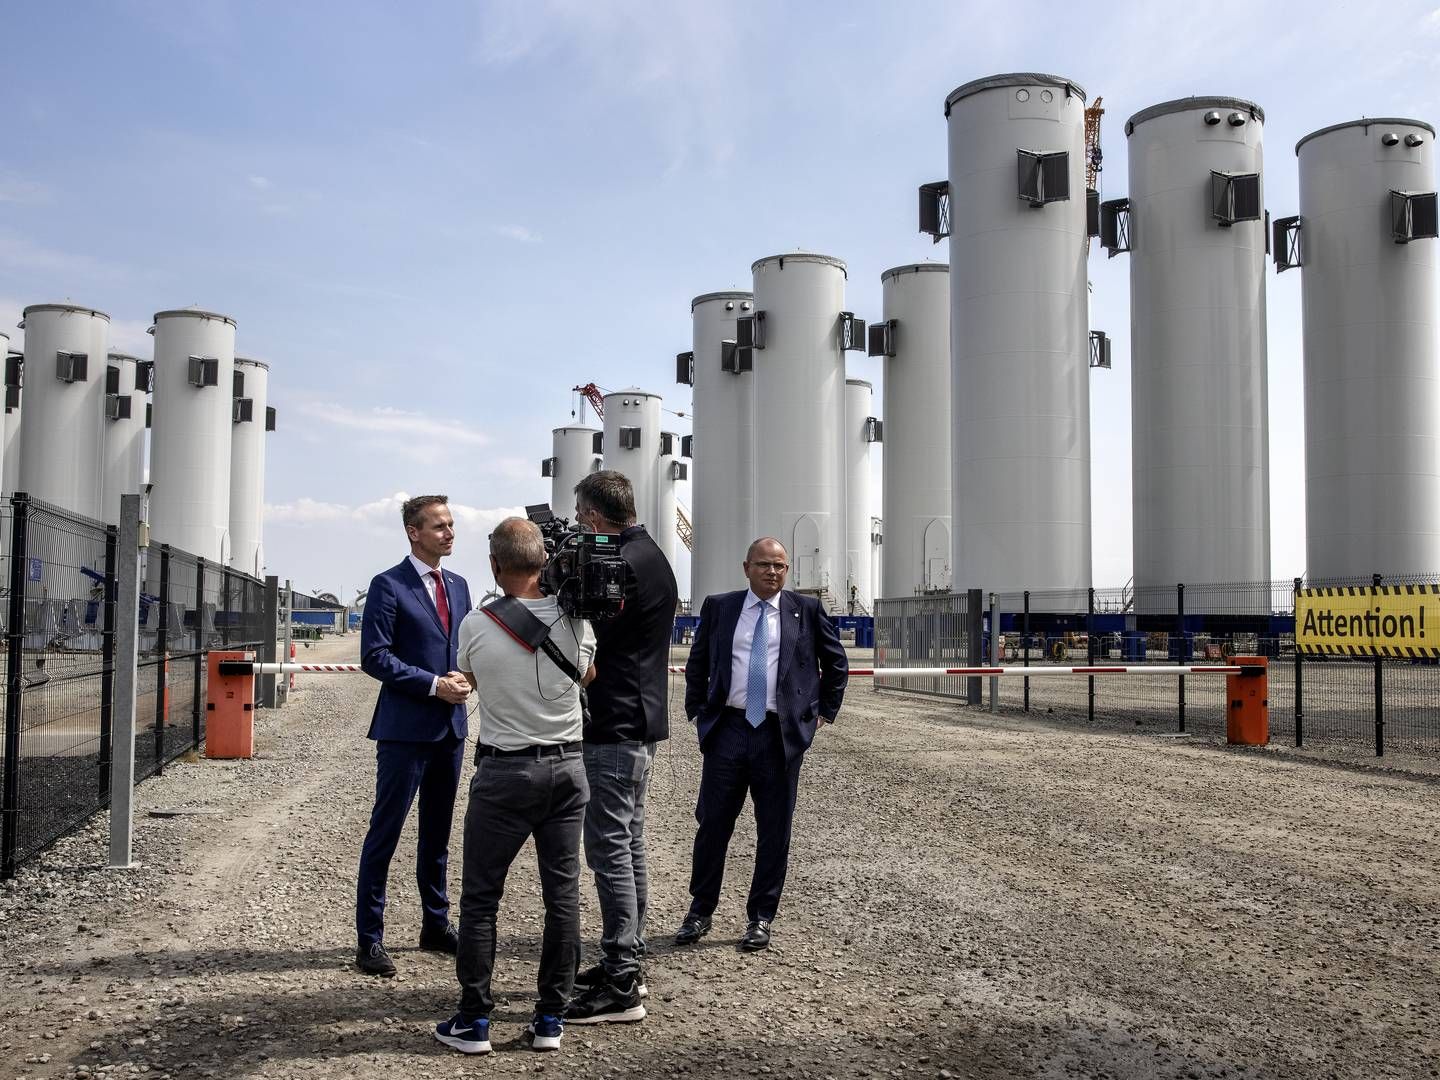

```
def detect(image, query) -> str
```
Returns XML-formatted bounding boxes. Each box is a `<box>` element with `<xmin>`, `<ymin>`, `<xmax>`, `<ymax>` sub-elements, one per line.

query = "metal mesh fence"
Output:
<box><xmin>3</xmin><ymin>492</ymin><xmax>279</xmax><ymax>878</ymax></box>
<box><xmin>1</xmin><ymin>497</ymin><xmax>114</xmax><ymax>873</ymax></box>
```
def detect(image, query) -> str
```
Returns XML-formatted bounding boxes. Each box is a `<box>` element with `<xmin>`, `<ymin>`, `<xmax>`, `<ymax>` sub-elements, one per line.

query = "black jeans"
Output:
<box><xmin>455</xmin><ymin>748</ymin><xmax>589</xmax><ymax>1018</ymax></box>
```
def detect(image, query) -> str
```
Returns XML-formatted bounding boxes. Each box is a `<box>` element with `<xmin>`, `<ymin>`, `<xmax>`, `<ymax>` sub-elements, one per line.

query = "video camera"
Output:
<box><xmin>525</xmin><ymin>503</ymin><xmax>630</xmax><ymax>621</ymax></box>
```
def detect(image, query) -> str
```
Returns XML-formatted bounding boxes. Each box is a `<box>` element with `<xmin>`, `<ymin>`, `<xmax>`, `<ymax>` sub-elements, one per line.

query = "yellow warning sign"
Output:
<box><xmin>1296</xmin><ymin>585</ymin><xmax>1440</xmax><ymax>658</ymax></box>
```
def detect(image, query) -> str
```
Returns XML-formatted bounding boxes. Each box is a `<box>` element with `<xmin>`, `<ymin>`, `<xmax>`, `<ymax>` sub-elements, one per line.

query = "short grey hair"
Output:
<box><xmin>489</xmin><ymin>517</ymin><xmax>546</xmax><ymax>574</ymax></box>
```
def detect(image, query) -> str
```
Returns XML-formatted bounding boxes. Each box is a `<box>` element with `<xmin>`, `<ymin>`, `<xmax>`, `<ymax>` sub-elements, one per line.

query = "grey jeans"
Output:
<box><xmin>581</xmin><ymin>740</ymin><xmax>656</xmax><ymax>981</ymax></box>
<box><xmin>456</xmin><ymin>747</ymin><xmax>588</xmax><ymax>1018</ymax></box>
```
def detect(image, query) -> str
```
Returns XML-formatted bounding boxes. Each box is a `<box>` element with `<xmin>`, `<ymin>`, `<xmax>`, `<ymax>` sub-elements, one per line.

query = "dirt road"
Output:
<box><xmin>2</xmin><ymin>634</ymin><xmax>1436</xmax><ymax>1079</ymax></box>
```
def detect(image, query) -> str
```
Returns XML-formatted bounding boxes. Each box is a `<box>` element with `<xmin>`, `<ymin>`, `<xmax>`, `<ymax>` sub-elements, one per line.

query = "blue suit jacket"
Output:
<box><xmin>360</xmin><ymin>559</ymin><xmax>471</xmax><ymax>742</ymax></box>
<box><xmin>684</xmin><ymin>589</ymin><xmax>848</xmax><ymax>763</ymax></box>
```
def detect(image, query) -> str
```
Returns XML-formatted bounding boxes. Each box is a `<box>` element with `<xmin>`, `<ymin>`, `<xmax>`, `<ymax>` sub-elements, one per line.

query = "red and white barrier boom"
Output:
<box><xmin>220</xmin><ymin>662</ymin><xmax>1261</xmax><ymax>679</ymax></box>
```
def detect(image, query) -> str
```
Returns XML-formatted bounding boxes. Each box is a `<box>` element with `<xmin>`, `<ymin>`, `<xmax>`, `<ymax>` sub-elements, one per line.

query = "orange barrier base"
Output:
<box><xmin>1226</xmin><ymin>655</ymin><xmax>1269</xmax><ymax>746</ymax></box>
<box><xmin>206</xmin><ymin>649</ymin><xmax>256</xmax><ymax>759</ymax></box>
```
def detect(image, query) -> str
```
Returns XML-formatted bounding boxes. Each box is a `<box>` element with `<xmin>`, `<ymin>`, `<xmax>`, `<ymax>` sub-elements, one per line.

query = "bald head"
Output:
<box><xmin>743</xmin><ymin>537</ymin><xmax>789</xmax><ymax>600</ymax></box>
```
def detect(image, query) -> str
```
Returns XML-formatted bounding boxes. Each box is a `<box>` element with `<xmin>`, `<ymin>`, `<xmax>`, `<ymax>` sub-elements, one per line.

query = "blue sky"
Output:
<box><xmin>3</xmin><ymin>1</ymin><xmax>1439</xmax><ymax>601</ymax></box>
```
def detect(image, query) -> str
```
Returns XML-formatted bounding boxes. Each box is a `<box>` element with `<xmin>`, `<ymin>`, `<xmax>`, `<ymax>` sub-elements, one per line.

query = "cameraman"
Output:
<box><xmin>564</xmin><ymin>470</ymin><xmax>678</xmax><ymax>1025</ymax></box>
<box><xmin>434</xmin><ymin>517</ymin><xmax>594</xmax><ymax>1056</ymax></box>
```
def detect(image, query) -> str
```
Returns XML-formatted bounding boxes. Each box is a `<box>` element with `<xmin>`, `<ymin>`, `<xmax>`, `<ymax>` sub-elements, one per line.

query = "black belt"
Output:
<box><xmin>721</xmin><ymin>706</ymin><xmax>778</xmax><ymax>723</ymax></box>
<box><xmin>476</xmin><ymin>741</ymin><xmax>582</xmax><ymax>758</ymax></box>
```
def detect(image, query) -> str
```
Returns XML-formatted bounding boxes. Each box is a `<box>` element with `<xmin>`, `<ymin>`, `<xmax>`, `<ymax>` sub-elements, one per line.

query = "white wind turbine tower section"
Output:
<box><xmin>544</xmin><ymin>425</ymin><xmax>602</xmax><ymax>523</ymax></box>
<box><xmin>102</xmin><ymin>351</ymin><xmax>148</xmax><ymax>527</ymax></box>
<box><xmin>1292</xmin><ymin>117</ymin><xmax>1440</xmax><ymax>580</ymax></box>
<box><xmin>147</xmin><ymin>309</ymin><xmax>236</xmax><ymax>564</ymax></box>
<box><xmin>602</xmin><ymin>388</ymin><xmax>662</xmax><ymax>533</ymax></box>
<box><xmin>685</xmin><ymin>290</ymin><xmax>754</xmax><ymax>601</ymax></box>
<box><xmin>944</xmin><ymin>74</ymin><xmax>1091</xmax><ymax>599</ymax></box>
<box><xmin>18</xmin><ymin>303</ymin><xmax>109</xmax><ymax>518</ymax></box>
<box><xmin>1121</xmin><ymin>97</ymin><xmax>1271</xmax><ymax>610</ymax></box>
<box><xmin>843</xmin><ymin>377</ymin><xmax>877</xmax><ymax>612</ymax></box>
<box><xmin>874</xmin><ymin>263</ymin><xmax>951</xmax><ymax>598</ymax></box>
<box><xmin>750</xmin><ymin>253</ymin><xmax>855</xmax><ymax>600</ymax></box>
<box><xmin>229</xmin><ymin>357</ymin><xmax>271</xmax><ymax>576</ymax></box>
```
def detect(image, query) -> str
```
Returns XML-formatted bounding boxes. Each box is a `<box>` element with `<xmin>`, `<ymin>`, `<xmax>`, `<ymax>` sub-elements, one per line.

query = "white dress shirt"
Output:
<box><xmin>408</xmin><ymin>554</ymin><xmax>445</xmax><ymax>609</ymax></box>
<box><xmin>726</xmin><ymin>589</ymin><xmax>781</xmax><ymax>714</ymax></box>
<box><xmin>408</xmin><ymin>553</ymin><xmax>446</xmax><ymax>697</ymax></box>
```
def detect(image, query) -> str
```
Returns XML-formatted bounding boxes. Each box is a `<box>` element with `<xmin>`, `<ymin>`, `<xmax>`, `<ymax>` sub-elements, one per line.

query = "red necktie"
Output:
<box><xmin>430</xmin><ymin>570</ymin><xmax>450</xmax><ymax>635</ymax></box>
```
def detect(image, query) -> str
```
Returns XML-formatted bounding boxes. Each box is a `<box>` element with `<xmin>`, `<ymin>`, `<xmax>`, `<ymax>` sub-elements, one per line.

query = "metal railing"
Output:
<box><xmin>875</xmin><ymin>576</ymin><xmax>1440</xmax><ymax>759</ymax></box>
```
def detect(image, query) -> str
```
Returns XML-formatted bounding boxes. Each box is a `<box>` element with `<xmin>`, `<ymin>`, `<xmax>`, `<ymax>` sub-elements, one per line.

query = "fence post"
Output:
<box><xmin>1087</xmin><ymin>587</ymin><xmax>1096</xmax><ymax>725</ymax></box>
<box><xmin>98</xmin><ymin>523</ymin><xmax>118</xmax><ymax>802</ymax></box>
<box><xmin>260</xmin><ymin>575</ymin><xmax>280</xmax><ymax>708</ymax></box>
<box><xmin>1</xmin><ymin>493</ymin><xmax>31</xmax><ymax>880</ymax></box>
<box><xmin>988</xmin><ymin>592</ymin><xmax>998</xmax><ymax>713</ymax></box>
<box><xmin>221</xmin><ymin>565</ymin><xmax>232</xmax><ymax>648</ymax></box>
<box><xmin>193</xmin><ymin>556</ymin><xmax>206</xmax><ymax>752</ymax></box>
<box><xmin>1293</xmin><ymin>576</ymin><xmax>1304</xmax><ymax>748</ymax></box>
<box><xmin>154</xmin><ymin>547</ymin><xmax>170</xmax><ymax>769</ymax></box>
<box><xmin>965</xmin><ymin>588</ymin><xmax>983</xmax><ymax>706</ymax></box>
<box><xmin>108</xmin><ymin>495</ymin><xmax>143</xmax><ymax>868</ymax></box>
<box><xmin>1022</xmin><ymin>590</ymin><xmax>1030</xmax><ymax>713</ymax></box>
<box><xmin>280</xmin><ymin>579</ymin><xmax>293</xmax><ymax>706</ymax></box>
<box><xmin>1373</xmin><ymin>572</ymin><xmax>1384</xmax><ymax>757</ymax></box>
<box><xmin>1177</xmin><ymin>582</ymin><xmax>1186</xmax><ymax>734</ymax></box>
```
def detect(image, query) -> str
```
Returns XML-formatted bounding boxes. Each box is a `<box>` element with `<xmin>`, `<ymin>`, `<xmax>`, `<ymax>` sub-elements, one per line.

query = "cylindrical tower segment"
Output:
<box><xmin>844</xmin><ymin>378</ymin><xmax>876</xmax><ymax>612</ymax></box>
<box><xmin>945</xmin><ymin>74</ymin><xmax>1091</xmax><ymax>597</ymax></box>
<box><xmin>1297</xmin><ymin>118</ymin><xmax>1440</xmax><ymax>579</ymax></box>
<box><xmin>547</xmin><ymin>425</ymin><xmax>601</xmax><ymax>523</ymax></box>
<box><xmin>18</xmin><ymin>303</ymin><xmax>109</xmax><ymax>518</ymax></box>
<box><xmin>655</xmin><ymin>430</ymin><xmax>680</xmax><ymax>571</ymax></box>
<box><xmin>1126</xmin><ymin>97</ymin><xmax>1271</xmax><ymax>608</ymax></box>
<box><xmin>148</xmin><ymin>308</ymin><xmax>236</xmax><ymax>563</ymax></box>
<box><xmin>879</xmin><ymin>264</ymin><xmax>951</xmax><ymax>598</ymax></box>
<box><xmin>102</xmin><ymin>352</ymin><xmax>147</xmax><ymax>526</ymax></box>
<box><xmin>601</xmin><ymin>388</ymin><xmax>662</xmax><ymax>533</ymax></box>
<box><xmin>751</xmin><ymin>253</ymin><xmax>848</xmax><ymax>596</ymax></box>
<box><xmin>229</xmin><ymin>357</ymin><xmax>270</xmax><ymax>576</ymax></box>
<box><xmin>689</xmin><ymin>291</ymin><xmax>755</xmax><ymax>601</ymax></box>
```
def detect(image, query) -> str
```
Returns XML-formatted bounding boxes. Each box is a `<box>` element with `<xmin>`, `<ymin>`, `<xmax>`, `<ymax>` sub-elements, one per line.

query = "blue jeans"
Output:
<box><xmin>581</xmin><ymin>740</ymin><xmax>655</xmax><ymax>981</ymax></box>
<box><xmin>455</xmin><ymin>748</ymin><xmax>589</xmax><ymax>1018</ymax></box>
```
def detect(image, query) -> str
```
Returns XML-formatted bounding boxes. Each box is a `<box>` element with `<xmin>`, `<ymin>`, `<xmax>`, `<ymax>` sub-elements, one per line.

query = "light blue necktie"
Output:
<box><xmin>745</xmin><ymin>600</ymin><xmax>770</xmax><ymax>727</ymax></box>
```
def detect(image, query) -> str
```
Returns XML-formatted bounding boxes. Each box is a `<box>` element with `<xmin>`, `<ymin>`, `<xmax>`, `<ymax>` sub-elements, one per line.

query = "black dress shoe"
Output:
<box><xmin>357</xmin><ymin>941</ymin><xmax>397</xmax><ymax>977</ymax></box>
<box><xmin>673</xmin><ymin>913</ymin><xmax>712</xmax><ymax>946</ymax></box>
<box><xmin>419</xmin><ymin>923</ymin><xmax>460</xmax><ymax>954</ymax></box>
<box><xmin>738</xmin><ymin>919</ymin><xmax>771</xmax><ymax>952</ymax></box>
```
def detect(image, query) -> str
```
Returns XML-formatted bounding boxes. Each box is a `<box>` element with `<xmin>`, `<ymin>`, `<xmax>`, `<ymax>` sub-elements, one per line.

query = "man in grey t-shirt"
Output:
<box><xmin>434</xmin><ymin>518</ymin><xmax>595</xmax><ymax>1058</ymax></box>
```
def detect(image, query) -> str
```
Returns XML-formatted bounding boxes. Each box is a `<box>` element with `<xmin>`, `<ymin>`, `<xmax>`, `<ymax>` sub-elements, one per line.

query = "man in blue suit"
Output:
<box><xmin>677</xmin><ymin>537</ymin><xmax>847</xmax><ymax>952</ymax></box>
<box><xmin>356</xmin><ymin>494</ymin><xmax>472</xmax><ymax>977</ymax></box>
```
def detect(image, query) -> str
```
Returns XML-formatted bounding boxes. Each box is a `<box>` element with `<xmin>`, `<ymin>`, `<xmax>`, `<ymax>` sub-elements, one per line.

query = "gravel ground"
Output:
<box><xmin>2</xmin><ymin>634</ymin><xmax>1438</xmax><ymax>1080</ymax></box>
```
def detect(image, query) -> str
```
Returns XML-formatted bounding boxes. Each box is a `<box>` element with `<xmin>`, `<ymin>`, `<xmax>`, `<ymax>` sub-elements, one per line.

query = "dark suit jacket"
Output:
<box><xmin>587</xmin><ymin>525</ymin><xmax>679</xmax><ymax>743</ymax></box>
<box><xmin>360</xmin><ymin>559</ymin><xmax>471</xmax><ymax>742</ymax></box>
<box><xmin>684</xmin><ymin>589</ymin><xmax>848</xmax><ymax>763</ymax></box>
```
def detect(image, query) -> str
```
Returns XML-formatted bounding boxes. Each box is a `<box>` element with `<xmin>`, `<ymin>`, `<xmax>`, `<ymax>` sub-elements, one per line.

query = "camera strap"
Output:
<box><xmin>481</xmin><ymin>596</ymin><xmax>585</xmax><ymax>685</ymax></box>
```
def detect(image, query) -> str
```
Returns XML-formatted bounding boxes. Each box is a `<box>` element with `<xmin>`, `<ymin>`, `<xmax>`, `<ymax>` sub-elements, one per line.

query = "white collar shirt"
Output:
<box><xmin>726</xmin><ymin>588</ymin><xmax>781</xmax><ymax>713</ymax></box>
<box><xmin>408</xmin><ymin>554</ymin><xmax>444</xmax><ymax>609</ymax></box>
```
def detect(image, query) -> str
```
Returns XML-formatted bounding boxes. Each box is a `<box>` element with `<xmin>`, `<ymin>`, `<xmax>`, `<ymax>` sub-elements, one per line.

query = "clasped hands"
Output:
<box><xmin>436</xmin><ymin>671</ymin><xmax>471</xmax><ymax>704</ymax></box>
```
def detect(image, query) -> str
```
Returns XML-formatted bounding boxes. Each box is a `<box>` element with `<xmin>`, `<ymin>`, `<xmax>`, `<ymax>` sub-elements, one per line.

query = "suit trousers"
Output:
<box><xmin>356</xmin><ymin>736</ymin><xmax>464</xmax><ymax>947</ymax></box>
<box><xmin>456</xmin><ymin>748</ymin><xmax>589</xmax><ymax>1018</ymax></box>
<box><xmin>688</xmin><ymin>710</ymin><xmax>803</xmax><ymax>923</ymax></box>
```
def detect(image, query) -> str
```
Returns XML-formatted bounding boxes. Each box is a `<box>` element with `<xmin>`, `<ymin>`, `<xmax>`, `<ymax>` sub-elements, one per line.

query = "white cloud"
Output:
<box><xmin>494</xmin><ymin>223</ymin><xmax>541</xmax><ymax>244</ymax></box>
<box><xmin>266</xmin><ymin>492</ymin><xmax>528</xmax><ymax>537</ymax></box>
<box><xmin>248</xmin><ymin>175</ymin><xmax>273</xmax><ymax>190</ymax></box>
<box><xmin>295</xmin><ymin>401</ymin><xmax>492</xmax><ymax>449</ymax></box>
<box><xmin>0</xmin><ymin>172</ymin><xmax>51</xmax><ymax>205</ymax></box>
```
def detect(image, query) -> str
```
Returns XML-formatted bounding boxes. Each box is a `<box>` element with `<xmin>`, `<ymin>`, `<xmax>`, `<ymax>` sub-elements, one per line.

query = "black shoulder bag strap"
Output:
<box><xmin>481</xmin><ymin>595</ymin><xmax>585</xmax><ymax>685</ymax></box>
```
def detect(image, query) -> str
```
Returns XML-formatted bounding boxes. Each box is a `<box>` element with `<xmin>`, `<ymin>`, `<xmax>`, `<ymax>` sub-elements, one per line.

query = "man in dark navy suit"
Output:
<box><xmin>677</xmin><ymin>537</ymin><xmax>847</xmax><ymax>952</ymax></box>
<box><xmin>355</xmin><ymin>494</ymin><xmax>472</xmax><ymax>977</ymax></box>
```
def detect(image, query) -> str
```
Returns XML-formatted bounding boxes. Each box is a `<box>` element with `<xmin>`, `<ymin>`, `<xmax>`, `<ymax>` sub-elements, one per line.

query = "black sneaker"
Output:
<box><xmin>356</xmin><ymin>941</ymin><xmax>396</xmax><ymax>977</ymax></box>
<box><xmin>564</xmin><ymin>977</ymin><xmax>646</xmax><ymax>1024</ymax></box>
<box><xmin>574</xmin><ymin>962</ymin><xmax>648</xmax><ymax>999</ymax></box>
